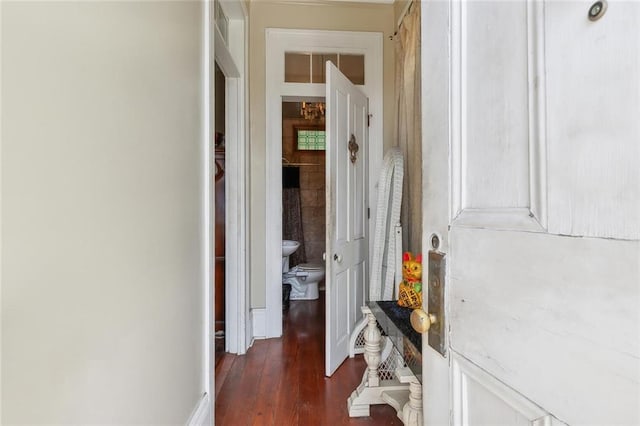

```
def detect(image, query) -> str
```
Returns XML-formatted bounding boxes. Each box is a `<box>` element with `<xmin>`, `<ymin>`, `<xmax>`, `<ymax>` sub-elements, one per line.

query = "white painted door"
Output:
<box><xmin>325</xmin><ymin>62</ymin><xmax>369</xmax><ymax>377</ymax></box>
<box><xmin>421</xmin><ymin>1</ymin><xmax>639</xmax><ymax>424</ymax></box>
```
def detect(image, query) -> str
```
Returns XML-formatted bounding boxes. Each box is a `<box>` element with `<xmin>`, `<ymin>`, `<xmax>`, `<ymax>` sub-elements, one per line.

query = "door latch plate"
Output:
<box><xmin>428</xmin><ymin>251</ymin><xmax>446</xmax><ymax>356</ymax></box>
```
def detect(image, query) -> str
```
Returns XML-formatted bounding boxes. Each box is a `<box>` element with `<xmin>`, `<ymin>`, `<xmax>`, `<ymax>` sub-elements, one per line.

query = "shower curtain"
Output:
<box><xmin>283</xmin><ymin>166</ymin><xmax>307</xmax><ymax>267</ymax></box>
<box><xmin>395</xmin><ymin>1</ymin><xmax>422</xmax><ymax>254</ymax></box>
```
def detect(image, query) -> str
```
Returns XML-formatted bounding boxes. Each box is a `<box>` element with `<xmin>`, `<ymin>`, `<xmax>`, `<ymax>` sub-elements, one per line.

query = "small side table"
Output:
<box><xmin>347</xmin><ymin>303</ymin><xmax>423</xmax><ymax>425</ymax></box>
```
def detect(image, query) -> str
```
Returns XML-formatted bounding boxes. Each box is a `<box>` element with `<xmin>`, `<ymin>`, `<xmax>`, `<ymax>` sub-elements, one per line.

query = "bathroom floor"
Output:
<box><xmin>215</xmin><ymin>292</ymin><xmax>403</xmax><ymax>425</ymax></box>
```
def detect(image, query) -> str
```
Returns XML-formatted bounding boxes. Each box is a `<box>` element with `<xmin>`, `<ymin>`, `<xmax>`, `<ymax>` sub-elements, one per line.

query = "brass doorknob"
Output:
<box><xmin>410</xmin><ymin>309</ymin><xmax>437</xmax><ymax>333</ymax></box>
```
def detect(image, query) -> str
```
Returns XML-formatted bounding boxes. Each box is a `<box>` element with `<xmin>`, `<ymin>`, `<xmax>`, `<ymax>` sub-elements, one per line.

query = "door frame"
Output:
<box><xmin>213</xmin><ymin>0</ymin><xmax>250</xmax><ymax>357</ymax></box>
<box><xmin>264</xmin><ymin>29</ymin><xmax>383</xmax><ymax>338</ymax></box>
<box><xmin>201</xmin><ymin>0</ymin><xmax>248</xmax><ymax>421</ymax></box>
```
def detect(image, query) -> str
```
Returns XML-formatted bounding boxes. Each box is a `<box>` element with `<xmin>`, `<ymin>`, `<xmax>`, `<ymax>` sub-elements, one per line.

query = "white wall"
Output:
<box><xmin>1</xmin><ymin>2</ymin><xmax>207</xmax><ymax>423</ymax></box>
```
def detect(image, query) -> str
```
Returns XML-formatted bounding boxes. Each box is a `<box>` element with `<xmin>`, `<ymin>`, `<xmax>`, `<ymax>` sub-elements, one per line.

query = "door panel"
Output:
<box><xmin>422</xmin><ymin>1</ymin><xmax>640</xmax><ymax>424</ymax></box>
<box><xmin>464</xmin><ymin>0</ymin><xmax>530</xmax><ymax>210</ymax></box>
<box><xmin>335</xmin><ymin>90</ymin><xmax>349</xmax><ymax>244</ymax></box>
<box><xmin>352</xmin><ymin>104</ymin><xmax>367</xmax><ymax>240</ymax></box>
<box><xmin>351</xmin><ymin>260</ymin><xmax>365</xmax><ymax>328</ymax></box>
<box><xmin>325</xmin><ymin>62</ymin><xmax>369</xmax><ymax>377</ymax></box>
<box><xmin>335</xmin><ymin>269</ymin><xmax>349</xmax><ymax>344</ymax></box>
<box><xmin>450</xmin><ymin>0</ymin><xmax>546</xmax><ymax>231</ymax></box>
<box><xmin>450</xmin><ymin>228</ymin><xmax>639</xmax><ymax>424</ymax></box>
<box><xmin>452</xmin><ymin>354</ymin><xmax>561</xmax><ymax>426</ymax></box>
<box><xmin>546</xmin><ymin>1</ymin><xmax>639</xmax><ymax>240</ymax></box>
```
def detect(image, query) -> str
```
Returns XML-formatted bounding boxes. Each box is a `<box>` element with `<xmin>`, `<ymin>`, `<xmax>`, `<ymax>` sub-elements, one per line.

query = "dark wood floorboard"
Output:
<box><xmin>215</xmin><ymin>293</ymin><xmax>403</xmax><ymax>425</ymax></box>
<box><xmin>215</xmin><ymin>353</ymin><xmax>236</xmax><ymax>400</ymax></box>
<box><xmin>215</xmin><ymin>332</ymin><xmax>225</xmax><ymax>368</ymax></box>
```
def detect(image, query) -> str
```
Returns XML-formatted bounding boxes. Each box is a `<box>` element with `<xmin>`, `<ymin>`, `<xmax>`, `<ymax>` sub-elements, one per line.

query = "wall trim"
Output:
<box><xmin>251</xmin><ymin>308</ymin><xmax>266</xmax><ymax>339</ymax></box>
<box><xmin>0</xmin><ymin>0</ymin><xmax>3</xmax><ymax>419</ymax></box>
<box><xmin>202</xmin><ymin>0</ymin><xmax>214</xmax><ymax>419</ymax></box>
<box><xmin>187</xmin><ymin>393</ymin><xmax>212</xmax><ymax>426</ymax></box>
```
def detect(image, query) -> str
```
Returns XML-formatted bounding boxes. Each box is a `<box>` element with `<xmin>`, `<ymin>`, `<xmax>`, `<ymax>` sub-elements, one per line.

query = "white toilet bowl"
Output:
<box><xmin>283</xmin><ymin>262</ymin><xmax>325</xmax><ymax>300</ymax></box>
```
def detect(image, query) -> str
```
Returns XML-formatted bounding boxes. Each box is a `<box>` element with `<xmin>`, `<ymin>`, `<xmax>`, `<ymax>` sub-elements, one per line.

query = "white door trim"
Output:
<box><xmin>214</xmin><ymin>0</ymin><xmax>249</xmax><ymax>356</ymax></box>
<box><xmin>264</xmin><ymin>28</ymin><xmax>384</xmax><ymax>338</ymax></box>
<box><xmin>206</xmin><ymin>0</ymin><xmax>249</xmax><ymax>418</ymax></box>
<box><xmin>202</xmin><ymin>0</ymin><xmax>213</xmax><ymax>421</ymax></box>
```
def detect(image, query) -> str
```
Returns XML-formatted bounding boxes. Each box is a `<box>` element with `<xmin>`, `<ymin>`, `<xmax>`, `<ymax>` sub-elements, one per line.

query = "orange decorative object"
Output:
<box><xmin>397</xmin><ymin>252</ymin><xmax>423</xmax><ymax>309</ymax></box>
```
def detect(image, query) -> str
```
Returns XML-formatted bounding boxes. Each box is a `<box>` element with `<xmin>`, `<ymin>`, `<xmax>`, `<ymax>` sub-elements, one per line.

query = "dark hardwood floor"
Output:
<box><xmin>215</xmin><ymin>293</ymin><xmax>403</xmax><ymax>425</ymax></box>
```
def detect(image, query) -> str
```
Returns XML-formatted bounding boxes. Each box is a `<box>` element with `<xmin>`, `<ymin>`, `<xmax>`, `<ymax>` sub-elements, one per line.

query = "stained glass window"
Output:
<box><xmin>297</xmin><ymin>129</ymin><xmax>326</xmax><ymax>151</ymax></box>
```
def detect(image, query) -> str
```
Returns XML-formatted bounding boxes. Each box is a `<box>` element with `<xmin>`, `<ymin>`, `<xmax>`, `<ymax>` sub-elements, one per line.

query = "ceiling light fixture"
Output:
<box><xmin>300</xmin><ymin>102</ymin><xmax>325</xmax><ymax>121</ymax></box>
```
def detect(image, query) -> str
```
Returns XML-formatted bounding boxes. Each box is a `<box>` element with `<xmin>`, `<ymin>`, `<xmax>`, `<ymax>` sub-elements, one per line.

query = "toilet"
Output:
<box><xmin>283</xmin><ymin>262</ymin><xmax>325</xmax><ymax>300</ymax></box>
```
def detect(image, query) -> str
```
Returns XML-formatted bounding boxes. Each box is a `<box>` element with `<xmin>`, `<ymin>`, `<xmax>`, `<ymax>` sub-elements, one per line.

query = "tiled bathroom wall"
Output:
<box><xmin>282</xmin><ymin>117</ymin><xmax>326</xmax><ymax>263</ymax></box>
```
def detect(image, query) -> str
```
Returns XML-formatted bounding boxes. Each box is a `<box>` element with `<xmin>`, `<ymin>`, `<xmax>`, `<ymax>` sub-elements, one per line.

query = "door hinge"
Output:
<box><xmin>367</xmin><ymin>114</ymin><xmax>372</xmax><ymax>127</ymax></box>
<box><xmin>368</xmin><ymin>207</ymin><xmax>370</xmax><ymax>219</ymax></box>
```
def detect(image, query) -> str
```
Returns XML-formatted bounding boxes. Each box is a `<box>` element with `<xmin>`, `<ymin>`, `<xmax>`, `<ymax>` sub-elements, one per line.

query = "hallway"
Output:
<box><xmin>215</xmin><ymin>294</ymin><xmax>403</xmax><ymax>425</ymax></box>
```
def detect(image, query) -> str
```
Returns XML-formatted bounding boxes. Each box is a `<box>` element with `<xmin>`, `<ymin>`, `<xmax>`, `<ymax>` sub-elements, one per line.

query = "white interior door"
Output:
<box><xmin>325</xmin><ymin>62</ymin><xmax>369</xmax><ymax>377</ymax></box>
<box><xmin>422</xmin><ymin>1</ymin><xmax>639</xmax><ymax>424</ymax></box>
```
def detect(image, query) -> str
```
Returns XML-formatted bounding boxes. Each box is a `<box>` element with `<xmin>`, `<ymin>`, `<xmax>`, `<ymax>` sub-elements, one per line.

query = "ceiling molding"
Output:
<box><xmin>324</xmin><ymin>0</ymin><xmax>394</xmax><ymax>3</ymax></box>
<box><xmin>253</xmin><ymin>0</ymin><xmax>395</xmax><ymax>5</ymax></box>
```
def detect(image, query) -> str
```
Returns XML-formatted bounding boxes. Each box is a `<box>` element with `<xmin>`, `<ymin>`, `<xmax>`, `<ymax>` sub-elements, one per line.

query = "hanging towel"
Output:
<box><xmin>283</xmin><ymin>166</ymin><xmax>300</xmax><ymax>189</ymax></box>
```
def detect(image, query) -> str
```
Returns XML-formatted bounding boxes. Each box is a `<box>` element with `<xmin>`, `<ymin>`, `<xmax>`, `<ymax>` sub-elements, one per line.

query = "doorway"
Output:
<box><xmin>214</xmin><ymin>62</ymin><xmax>226</xmax><ymax>365</ymax></box>
<box><xmin>263</xmin><ymin>29</ymin><xmax>384</xmax><ymax>339</ymax></box>
<box><xmin>281</xmin><ymin>100</ymin><xmax>327</xmax><ymax>284</ymax></box>
<box><xmin>211</xmin><ymin>0</ymin><xmax>249</xmax><ymax>363</ymax></box>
